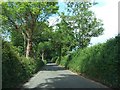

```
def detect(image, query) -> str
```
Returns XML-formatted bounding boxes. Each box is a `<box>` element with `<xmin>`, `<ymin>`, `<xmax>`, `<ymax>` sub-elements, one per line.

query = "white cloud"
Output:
<box><xmin>90</xmin><ymin>0</ymin><xmax>119</xmax><ymax>45</ymax></box>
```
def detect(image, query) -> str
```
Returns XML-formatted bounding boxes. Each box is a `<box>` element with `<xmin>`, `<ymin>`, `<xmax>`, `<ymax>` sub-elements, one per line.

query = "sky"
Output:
<box><xmin>48</xmin><ymin>0</ymin><xmax>120</xmax><ymax>46</ymax></box>
<box><xmin>90</xmin><ymin>0</ymin><xmax>119</xmax><ymax>45</ymax></box>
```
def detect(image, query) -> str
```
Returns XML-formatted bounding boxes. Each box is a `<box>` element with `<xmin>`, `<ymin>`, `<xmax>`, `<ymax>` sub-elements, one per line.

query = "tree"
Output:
<box><xmin>37</xmin><ymin>41</ymin><xmax>52</xmax><ymax>61</ymax></box>
<box><xmin>66</xmin><ymin>2</ymin><xmax>104</xmax><ymax>48</ymax></box>
<box><xmin>1</xmin><ymin>2</ymin><xmax>58</xmax><ymax>58</ymax></box>
<box><xmin>49</xmin><ymin>13</ymin><xmax>77</xmax><ymax>63</ymax></box>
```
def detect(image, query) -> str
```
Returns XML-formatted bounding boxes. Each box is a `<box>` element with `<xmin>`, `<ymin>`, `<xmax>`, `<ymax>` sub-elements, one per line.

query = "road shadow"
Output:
<box><xmin>21</xmin><ymin>63</ymin><xmax>110</xmax><ymax>89</ymax></box>
<box><xmin>41</xmin><ymin>63</ymin><xmax>66</xmax><ymax>71</ymax></box>
<box><xmin>32</xmin><ymin>74</ymin><xmax>109</xmax><ymax>88</ymax></box>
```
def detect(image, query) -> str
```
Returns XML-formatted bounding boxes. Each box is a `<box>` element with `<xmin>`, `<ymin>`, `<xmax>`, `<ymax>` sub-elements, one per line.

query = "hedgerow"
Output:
<box><xmin>59</xmin><ymin>35</ymin><xmax>119</xmax><ymax>88</ymax></box>
<box><xmin>2</xmin><ymin>40</ymin><xmax>44</xmax><ymax>88</ymax></box>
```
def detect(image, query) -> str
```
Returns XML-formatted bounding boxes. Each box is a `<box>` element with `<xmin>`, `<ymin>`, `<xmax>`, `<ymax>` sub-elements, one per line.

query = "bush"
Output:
<box><xmin>58</xmin><ymin>35</ymin><xmax>120</xmax><ymax>88</ymax></box>
<box><xmin>2</xmin><ymin>40</ymin><xmax>44</xmax><ymax>88</ymax></box>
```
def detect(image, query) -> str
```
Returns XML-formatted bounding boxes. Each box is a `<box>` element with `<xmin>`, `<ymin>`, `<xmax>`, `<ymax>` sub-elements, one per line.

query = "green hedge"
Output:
<box><xmin>2</xmin><ymin>40</ymin><xmax>44</xmax><ymax>88</ymax></box>
<box><xmin>59</xmin><ymin>35</ymin><xmax>119</xmax><ymax>88</ymax></box>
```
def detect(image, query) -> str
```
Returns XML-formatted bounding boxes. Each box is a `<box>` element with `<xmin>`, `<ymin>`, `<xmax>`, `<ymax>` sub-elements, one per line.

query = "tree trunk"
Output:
<box><xmin>58</xmin><ymin>44</ymin><xmax>62</xmax><ymax>64</ymax></box>
<box><xmin>23</xmin><ymin>36</ymin><xmax>26</xmax><ymax>55</ymax></box>
<box><xmin>26</xmin><ymin>37</ymin><xmax>32</xmax><ymax>58</ymax></box>
<box><xmin>22</xmin><ymin>32</ymin><xmax>26</xmax><ymax>56</ymax></box>
<box><xmin>41</xmin><ymin>50</ymin><xmax>44</xmax><ymax>61</ymax></box>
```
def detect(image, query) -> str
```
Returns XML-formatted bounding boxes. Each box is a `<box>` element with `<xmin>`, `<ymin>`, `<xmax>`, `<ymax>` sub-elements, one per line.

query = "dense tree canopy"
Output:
<box><xmin>66</xmin><ymin>2</ymin><xmax>104</xmax><ymax>48</ymax></box>
<box><xmin>2</xmin><ymin>1</ymin><xmax>119</xmax><ymax>88</ymax></box>
<box><xmin>1</xmin><ymin>1</ymin><xmax>104</xmax><ymax>60</ymax></box>
<box><xmin>1</xmin><ymin>2</ymin><xmax>58</xmax><ymax>58</ymax></box>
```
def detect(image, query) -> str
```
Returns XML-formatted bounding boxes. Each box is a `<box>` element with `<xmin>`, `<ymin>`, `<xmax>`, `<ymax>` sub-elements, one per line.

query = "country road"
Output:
<box><xmin>22</xmin><ymin>63</ymin><xmax>109</xmax><ymax>88</ymax></box>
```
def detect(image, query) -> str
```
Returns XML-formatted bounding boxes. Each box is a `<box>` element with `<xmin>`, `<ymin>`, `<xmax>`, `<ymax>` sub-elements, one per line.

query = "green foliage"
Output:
<box><xmin>60</xmin><ymin>55</ymin><xmax>70</xmax><ymax>68</ymax></box>
<box><xmin>1</xmin><ymin>1</ymin><xmax>118</xmax><ymax>88</ymax></box>
<box><xmin>10</xmin><ymin>30</ymin><xmax>25</xmax><ymax>55</ymax></box>
<box><xmin>66</xmin><ymin>2</ymin><xmax>104</xmax><ymax>48</ymax></box>
<box><xmin>11</xmin><ymin>31</ymin><xmax>24</xmax><ymax>47</ymax></box>
<box><xmin>59</xmin><ymin>35</ymin><xmax>119</xmax><ymax>88</ymax></box>
<box><xmin>2</xmin><ymin>40</ymin><xmax>44</xmax><ymax>88</ymax></box>
<box><xmin>49</xmin><ymin>13</ymin><xmax>77</xmax><ymax>62</ymax></box>
<box><xmin>43</xmin><ymin>60</ymin><xmax>47</xmax><ymax>64</ymax></box>
<box><xmin>1</xmin><ymin>2</ymin><xmax>58</xmax><ymax>57</ymax></box>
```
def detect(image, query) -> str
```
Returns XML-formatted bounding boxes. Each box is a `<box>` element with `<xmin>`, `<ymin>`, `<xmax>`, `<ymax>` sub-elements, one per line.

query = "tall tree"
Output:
<box><xmin>49</xmin><ymin>13</ymin><xmax>76</xmax><ymax>63</ymax></box>
<box><xmin>66</xmin><ymin>2</ymin><xmax>104</xmax><ymax>48</ymax></box>
<box><xmin>1</xmin><ymin>2</ymin><xmax>58</xmax><ymax>58</ymax></box>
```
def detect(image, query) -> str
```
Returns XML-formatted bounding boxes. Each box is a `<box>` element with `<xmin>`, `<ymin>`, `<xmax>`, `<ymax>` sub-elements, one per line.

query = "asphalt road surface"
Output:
<box><xmin>22</xmin><ymin>63</ymin><xmax>109</xmax><ymax>88</ymax></box>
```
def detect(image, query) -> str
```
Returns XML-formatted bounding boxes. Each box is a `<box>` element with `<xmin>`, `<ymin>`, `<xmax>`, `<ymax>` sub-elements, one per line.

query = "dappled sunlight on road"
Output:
<box><xmin>23</xmin><ymin>63</ymin><xmax>109</xmax><ymax>88</ymax></box>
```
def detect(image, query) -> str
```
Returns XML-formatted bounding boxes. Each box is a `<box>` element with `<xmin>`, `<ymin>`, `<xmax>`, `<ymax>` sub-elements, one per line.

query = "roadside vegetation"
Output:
<box><xmin>1</xmin><ymin>2</ymin><xmax>59</xmax><ymax>88</ymax></box>
<box><xmin>1</xmin><ymin>2</ymin><xmax>119</xmax><ymax>88</ymax></box>
<box><xmin>2</xmin><ymin>40</ymin><xmax>44</xmax><ymax>88</ymax></box>
<box><xmin>57</xmin><ymin>35</ymin><xmax>120</xmax><ymax>88</ymax></box>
